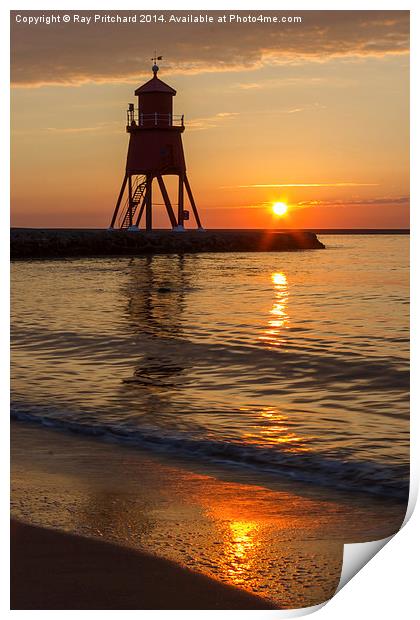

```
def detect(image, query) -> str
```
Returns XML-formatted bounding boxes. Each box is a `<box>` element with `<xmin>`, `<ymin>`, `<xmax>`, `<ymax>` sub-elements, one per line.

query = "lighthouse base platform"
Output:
<box><xmin>11</xmin><ymin>228</ymin><xmax>325</xmax><ymax>260</ymax></box>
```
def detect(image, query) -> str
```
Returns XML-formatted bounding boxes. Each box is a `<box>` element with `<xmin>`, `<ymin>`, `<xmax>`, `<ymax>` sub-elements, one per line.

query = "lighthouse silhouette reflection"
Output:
<box><xmin>110</xmin><ymin>58</ymin><xmax>203</xmax><ymax>231</ymax></box>
<box><xmin>123</xmin><ymin>255</ymin><xmax>189</xmax><ymax>396</ymax></box>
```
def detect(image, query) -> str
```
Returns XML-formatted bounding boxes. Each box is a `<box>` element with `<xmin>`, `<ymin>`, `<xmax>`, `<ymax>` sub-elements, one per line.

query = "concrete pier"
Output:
<box><xmin>11</xmin><ymin>228</ymin><xmax>325</xmax><ymax>259</ymax></box>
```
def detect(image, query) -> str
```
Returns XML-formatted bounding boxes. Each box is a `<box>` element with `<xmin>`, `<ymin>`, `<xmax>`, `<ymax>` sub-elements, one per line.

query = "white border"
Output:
<box><xmin>3</xmin><ymin>2</ymin><xmax>417</xmax><ymax>618</ymax></box>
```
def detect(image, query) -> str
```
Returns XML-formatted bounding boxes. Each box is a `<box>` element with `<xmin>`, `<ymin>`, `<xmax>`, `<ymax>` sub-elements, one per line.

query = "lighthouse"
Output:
<box><xmin>110</xmin><ymin>58</ymin><xmax>203</xmax><ymax>231</ymax></box>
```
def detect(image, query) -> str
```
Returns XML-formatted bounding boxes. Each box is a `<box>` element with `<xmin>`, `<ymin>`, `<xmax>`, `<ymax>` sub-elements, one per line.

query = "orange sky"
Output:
<box><xmin>11</xmin><ymin>10</ymin><xmax>409</xmax><ymax>229</ymax></box>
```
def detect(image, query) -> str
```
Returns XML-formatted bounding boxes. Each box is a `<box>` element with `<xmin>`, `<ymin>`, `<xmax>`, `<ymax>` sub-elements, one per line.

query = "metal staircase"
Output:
<box><xmin>117</xmin><ymin>175</ymin><xmax>147</xmax><ymax>229</ymax></box>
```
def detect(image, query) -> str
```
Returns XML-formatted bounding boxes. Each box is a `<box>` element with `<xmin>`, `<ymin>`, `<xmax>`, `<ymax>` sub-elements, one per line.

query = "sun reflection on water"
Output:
<box><xmin>220</xmin><ymin>520</ymin><xmax>260</xmax><ymax>585</ymax></box>
<box><xmin>259</xmin><ymin>271</ymin><xmax>289</xmax><ymax>347</ymax></box>
<box><xmin>257</xmin><ymin>406</ymin><xmax>312</xmax><ymax>451</ymax></box>
<box><xmin>240</xmin><ymin>405</ymin><xmax>313</xmax><ymax>452</ymax></box>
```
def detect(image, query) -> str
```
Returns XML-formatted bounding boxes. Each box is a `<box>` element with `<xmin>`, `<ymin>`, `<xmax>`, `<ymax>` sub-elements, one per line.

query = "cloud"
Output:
<box><xmin>223</xmin><ymin>182</ymin><xmax>379</xmax><ymax>189</ymax></box>
<box><xmin>46</xmin><ymin>126</ymin><xmax>103</xmax><ymax>133</ymax></box>
<box><xmin>188</xmin><ymin>111</ymin><xmax>239</xmax><ymax>131</ymax></box>
<box><xmin>11</xmin><ymin>121</ymin><xmax>121</xmax><ymax>136</ymax></box>
<box><xmin>10</xmin><ymin>10</ymin><xmax>409</xmax><ymax>87</ymax></box>
<box><xmin>296</xmin><ymin>195</ymin><xmax>409</xmax><ymax>208</ymax></box>
<box><xmin>234</xmin><ymin>82</ymin><xmax>263</xmax><ymax>90</ymax></box>
<box><xmin>209</xmin><ymin>195</ymin><xmax>410</xmax><ymax>211</ymax></box>
<box><xmin>231</xmin><ymin>76</ymin><xmax>328</xmax><ymax>90</ymax></box>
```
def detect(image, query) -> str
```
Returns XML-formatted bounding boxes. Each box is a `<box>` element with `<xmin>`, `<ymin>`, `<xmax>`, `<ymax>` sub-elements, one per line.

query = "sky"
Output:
<box><xmin>10</xmin><ymin>10</ymin><xmax>409</xmax><ymax>229</ymax></box>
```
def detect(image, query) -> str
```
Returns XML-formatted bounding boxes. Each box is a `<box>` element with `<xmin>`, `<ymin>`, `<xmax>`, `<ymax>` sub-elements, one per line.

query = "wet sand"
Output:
<box><xmin>11</xmin><ymin>422</ymin><xmax>407</xmax><ymax>609</ymax></box>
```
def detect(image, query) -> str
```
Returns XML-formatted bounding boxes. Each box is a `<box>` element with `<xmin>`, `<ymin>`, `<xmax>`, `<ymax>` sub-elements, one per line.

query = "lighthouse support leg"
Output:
<box><xmin>145</xmin><ymin>175</ymin><xmax>153</xmax><ymax>231</ymax></box>
<box><xmin>128</xmin><ymin>175</ymin><xmax>134</xmax><ymax>228</ymax></box>
<box><xmin>184</xmin><ymin>175</ymin><xmax>203</xmax><ymax>229</ymax></box>
<box><xmin>135</xmin><ymin>194</ymin><xmax>147</xmax><ymax>228</ymax></box>
<box><xmin>110</xmin><ymin>173</ymin><xmax>128</xmax><ymax>228</ymax></box>
<box><xmin>157</xmin><ymin>175</ymin><xmax>177</xmax><ymax>228</ymax></box>
<box><xmin>177</xmin><ymin>173</ymin><xmax>185</xmax><ymax>228</ymax></box>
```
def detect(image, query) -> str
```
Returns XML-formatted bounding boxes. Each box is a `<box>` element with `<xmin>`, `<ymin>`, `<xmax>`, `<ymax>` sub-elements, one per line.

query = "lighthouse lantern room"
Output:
<box><xmin>109</xmin><ymin>57</ymin><xmax>203</xmax><ymax>231</ymax></box>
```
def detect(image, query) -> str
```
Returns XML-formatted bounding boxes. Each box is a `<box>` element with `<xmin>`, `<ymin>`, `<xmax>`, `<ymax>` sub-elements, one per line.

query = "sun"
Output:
<box><xmin>272</xmin><ymin>202</ymin><xmax>289</xmax><ymax>217</ymax></box>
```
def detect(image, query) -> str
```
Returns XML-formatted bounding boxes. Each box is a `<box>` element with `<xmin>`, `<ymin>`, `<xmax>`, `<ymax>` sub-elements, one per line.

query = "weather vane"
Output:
<box><xmin>151</xmin><ymin>52</ymin><xmax>163</xmax><ymax>64</ymax></box>
<box><xmin>151</xmin><ymin>52</ymin><xmax>163</xmax><ymax>76</ymax></box>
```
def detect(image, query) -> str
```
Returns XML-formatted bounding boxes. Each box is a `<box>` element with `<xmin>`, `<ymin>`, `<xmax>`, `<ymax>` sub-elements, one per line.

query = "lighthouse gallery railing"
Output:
<box><xmin>127</xmin><ymin>108</ymin><xmax>184</xmax><ymax>128</ymax></box>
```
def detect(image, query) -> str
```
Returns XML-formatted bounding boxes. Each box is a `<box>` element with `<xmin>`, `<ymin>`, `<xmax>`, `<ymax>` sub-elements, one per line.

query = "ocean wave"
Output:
<box><xmin>11</xmin><ymin>407</ymin><xmax>409</xmax><ymax>502</ymax></box>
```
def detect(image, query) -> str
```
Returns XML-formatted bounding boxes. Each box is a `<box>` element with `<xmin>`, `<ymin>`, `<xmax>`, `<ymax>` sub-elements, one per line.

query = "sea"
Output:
<box><xmin>11</xmin><ymin>235</ymin><xmax>410</xmax><ymax>502</ymax></box>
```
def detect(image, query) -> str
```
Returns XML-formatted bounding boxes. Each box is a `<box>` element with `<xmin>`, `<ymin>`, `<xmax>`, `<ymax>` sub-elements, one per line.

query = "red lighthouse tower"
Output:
<box><xmin>110</xmin><ymin>58</ymin><xmax>203</xmax><ymax>231</ymax></box>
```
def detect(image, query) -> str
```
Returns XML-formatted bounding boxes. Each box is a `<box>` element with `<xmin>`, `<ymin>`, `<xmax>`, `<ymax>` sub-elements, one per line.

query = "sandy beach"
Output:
<box><xmin>11</xmin><ymin>422</ymin><xmax>407</xmax><ymax>610</ymax></box>
<box><xmin>11</xmin><ymin>520</ymin><xmax>276</xmax><ymax>610</ymax></box>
